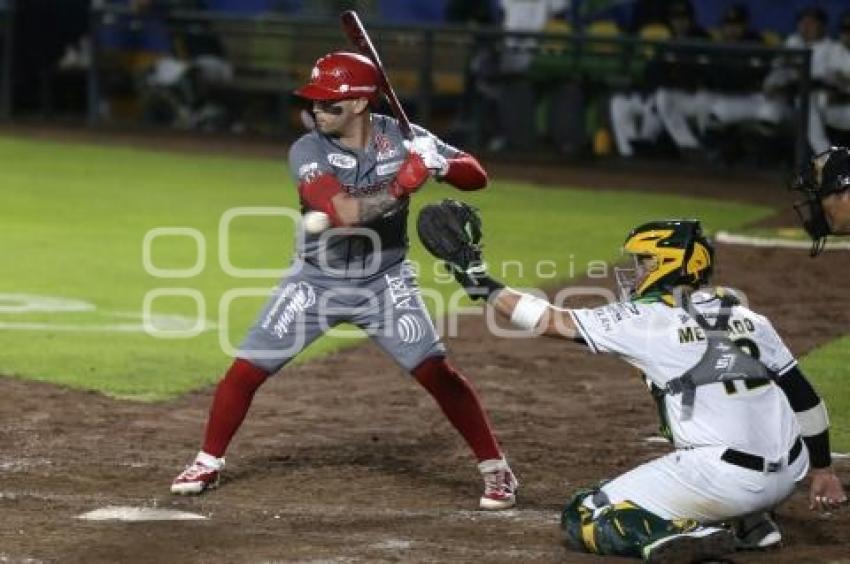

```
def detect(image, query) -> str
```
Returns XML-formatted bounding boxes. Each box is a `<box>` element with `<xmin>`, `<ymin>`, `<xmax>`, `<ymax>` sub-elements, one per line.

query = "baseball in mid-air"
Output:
<box><xmin>303</xmin><ymin>210</ymin><xmax>331</xmax><ymax>234</ymax></box>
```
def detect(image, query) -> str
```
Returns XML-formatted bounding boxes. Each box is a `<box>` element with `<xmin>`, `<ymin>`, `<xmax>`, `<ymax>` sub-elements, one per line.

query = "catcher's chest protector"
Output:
<box><xmin>664</xmin><ymin>295</ymin><xmax>772</xmax><ymax>420</ymax></box>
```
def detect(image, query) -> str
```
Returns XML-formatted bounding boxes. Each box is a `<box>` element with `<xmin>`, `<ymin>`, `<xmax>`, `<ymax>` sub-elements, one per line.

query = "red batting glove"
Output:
<box><xmin>389</xmin><ymin>151</ymin><xmax>430</xmax><ymax>198</ymax></box>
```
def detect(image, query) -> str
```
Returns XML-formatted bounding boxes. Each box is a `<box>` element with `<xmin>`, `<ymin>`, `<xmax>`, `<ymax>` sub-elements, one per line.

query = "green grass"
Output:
<box><xmin>0</xmin><ymin>136</ymin><xmax>774</xmax><ymax>400</ymax></box>
<box><xmin>723</xmin><ymin>226</ymin><xmax>811</xmax><ymax>241</ymax></box>
<box><xmin>800</xmin><ymin>337</ymin><xmax>850</xmax><ymax>452</ymax></box>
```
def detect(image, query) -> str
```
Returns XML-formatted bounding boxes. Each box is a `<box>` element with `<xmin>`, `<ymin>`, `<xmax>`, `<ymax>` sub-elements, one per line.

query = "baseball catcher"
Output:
<box><xmin>170</xmin><ymin>52</ymin><xmax>518</xmax><ymax>510</ymax></box>
<box><xmin>792</xmin><ymin>146</ymin><xmax>850</xmax><ymax>255</ymax></box>
<box><xmin>419</xmin><ymin>204</ymin><xmax>847</xmax><ymax>562</ymax></box>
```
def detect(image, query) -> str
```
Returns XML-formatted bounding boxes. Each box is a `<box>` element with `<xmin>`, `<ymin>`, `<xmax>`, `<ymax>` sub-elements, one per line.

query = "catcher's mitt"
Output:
<box><xmin>416</xmin><ymin>199</ymin><xmax>486</xmax><ymax>289</ymax></box>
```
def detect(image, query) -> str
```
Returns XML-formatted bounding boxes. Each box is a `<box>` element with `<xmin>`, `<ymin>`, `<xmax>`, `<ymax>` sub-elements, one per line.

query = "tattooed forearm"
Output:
<box><xmin>356</xmin><ymin>192</ymin><xmax>403</xmax><ymax>224</ymax></box>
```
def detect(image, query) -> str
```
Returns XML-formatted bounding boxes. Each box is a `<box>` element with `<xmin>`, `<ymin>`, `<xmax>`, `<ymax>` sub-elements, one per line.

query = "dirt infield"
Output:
<box><xmin>1</xmin><ymin>128</ymin><xmax>848</xmax><ymax>563</ymax></box>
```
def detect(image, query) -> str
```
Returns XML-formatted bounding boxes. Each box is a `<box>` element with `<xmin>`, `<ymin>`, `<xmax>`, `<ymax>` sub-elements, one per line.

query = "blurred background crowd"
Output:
<box><xmin>3</xmin><ymin>0</ymin><xmax>850</xmax><ymax>169</ymax></box>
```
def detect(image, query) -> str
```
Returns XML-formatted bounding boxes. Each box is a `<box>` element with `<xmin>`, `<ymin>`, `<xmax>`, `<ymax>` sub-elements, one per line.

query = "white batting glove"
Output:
<box><xmin>403</xmin><ymin>136</ymin><xmax>449</xmax><ymax>178</ymax></box>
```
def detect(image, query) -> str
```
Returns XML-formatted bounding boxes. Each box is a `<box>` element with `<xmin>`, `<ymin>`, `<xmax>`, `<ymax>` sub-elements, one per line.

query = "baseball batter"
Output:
<box><xmin>793</xmin><ymin>146</ymin><xmax>850</xmax><ymax>254</ymax></box>
<box><xmin>171</xmin><ymin>51</ymin><xmax>518</xmax><ymax>510</ymax></box>
<box><xmin>419</xmin><ymin>212</ymin><xmax>846</xmax><ymax>562</ymax></box>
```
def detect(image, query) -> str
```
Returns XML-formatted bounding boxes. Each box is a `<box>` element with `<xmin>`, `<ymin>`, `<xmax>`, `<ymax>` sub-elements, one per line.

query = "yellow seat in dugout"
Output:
<box><xmin>530</xmin><ymin>18</ymin><xmax>644</xmax><ymax>86</ymax></box>
<box><xmin>585</xmin><ymin>19</ymin><xmax>621</xmax><ymax>54</ymax></box>
<box><xmin>540</xmin><ymin>19</ymin><xmax>573</xmax><ymax>55</ymax></box>
<box><xmin>636</xmin><ymin>23</ymin><xmax>671</xmax><ymax>59</ymax></box>
<box><xmin>638</xmin><ymin>23</ymin><xmax>672</xmax><ymax>41</ymax></box>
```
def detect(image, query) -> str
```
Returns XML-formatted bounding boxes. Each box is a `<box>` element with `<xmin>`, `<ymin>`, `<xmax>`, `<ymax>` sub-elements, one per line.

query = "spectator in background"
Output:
<box><xmin>139</xmin><ymin>0</ymin><xmax>239</xmax><ymax>129</ymax></box>
<box><xmin>447</xmin><ymin>0</ymin><xmax>500</xmax><ymax>145</ymax></box>
<box><xmin>485</xmin><ymin>0</ymin><xmax>568</xmax><ymax>151</ymax></box>
<box><xmin>827</xmin><ymin>12</ymin><xmax>850</xmax><ymax>92</ymax></box>
<box><xmin>608</xmin><ymin>90</ymin><xmax>665</xmax><ymax>158</ymax></box>
<box><xmin>763</xmin><ymin>7</ymin><xmax>838</xmax><ymax>154</ymax></box>
<box><xmin>652</xmin><ymin>0</ymin><xmax>714</xmax><ymax>156</ymax></box>
<box><xmin>650</xmin><ymin>4</ymin><xmax>769</xmax><ymax>156</ymax></box>
<box><xmin>610</xmin><ymin>0</ymin><xmax>715</xmax><ymax>159</ymax></box>
<box><xmin>809</xmin><ymin>12</ymin><xmax>850</xmax><ymax>150</ymax></box>
<box><xmin>716</xmin><ymin>4</ymin><xmax>762</xmax><ymax>44</ymax></box>
<box><xmin>498</xmin><ymin>0</ymin><xmax>568</xmax><ymax>73</ymax></box>
<box><xmin>699</xmin><ymin>5</ymin><xmax>772</xmax><ymax>131</ymax></box>
<box><xmin>85</xmin><ymin>0</ymin><xmax>176</xmax><ymax>120</ymax></box>
<box><xmin>663</xmin><ymin>0</ymin><xmax>708</xmax><ymax>40</ymax></box>
<box><xmin>608</xmin><ymin>0</ymin><xmax>689</xmax><ymax>158</ymax></box>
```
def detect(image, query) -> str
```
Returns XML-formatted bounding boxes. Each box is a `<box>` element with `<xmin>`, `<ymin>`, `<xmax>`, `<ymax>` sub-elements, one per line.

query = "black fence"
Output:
<box><xmin>39</xmin><ymin>3</ymin><xmax>816</xmax><ymax>168</ymax></box>
<box><xmin>0</xmin><ymin>0</ymin><xmax>13</xmax><ymax>120</ymax></box>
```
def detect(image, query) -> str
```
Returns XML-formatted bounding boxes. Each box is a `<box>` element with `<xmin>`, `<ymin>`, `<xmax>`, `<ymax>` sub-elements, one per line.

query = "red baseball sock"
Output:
<box><xmin>413</xmin><ymin>356</ymin><xmax>502</xmax><ymax>462</ymax></box>
<box><xmin>201</xmin><ymin>358</ymin><xmax>269</xmax><ymax>458</ymax></box>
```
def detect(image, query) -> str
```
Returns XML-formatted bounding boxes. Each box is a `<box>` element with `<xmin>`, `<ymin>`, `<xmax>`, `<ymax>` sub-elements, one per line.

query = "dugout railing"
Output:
<box><xmin>0</xmin><ymin>0</ymin><xmax>13</xmax><ymax>120</ymax></box>
<box><xmin>87</xmin><ymin>3</ymin><xmax>811</xmax><ymax>168</ymax></box>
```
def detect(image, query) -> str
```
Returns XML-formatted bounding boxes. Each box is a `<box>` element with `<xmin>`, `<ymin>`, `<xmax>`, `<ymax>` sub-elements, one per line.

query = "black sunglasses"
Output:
<box><xmin>313</xmin><ymin>100</ymin><xmax>346</xmax><ymax>115</ymax></box>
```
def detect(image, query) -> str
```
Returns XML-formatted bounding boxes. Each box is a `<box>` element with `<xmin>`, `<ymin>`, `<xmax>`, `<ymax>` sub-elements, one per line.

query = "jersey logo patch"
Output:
<box><xmin>397</xmin><ymin>314</ymin><xmax>425</xmax><ymax>344</ymax></box>
<box><xmin>327</xmin><ymin>153</ymin><xmax>357</xmax><ymax>169</ymax></box>
<box><xmin>342</xmin><ymin>179</ymin><xmax>391</xmax><ymax>197</ymax></box>
<box><xmin>715</xmin><ymin>353</ymin><xmax>737</xmax><ymax>371</ymax></box>
<box><xmin>385</xmin><ymin>269</ymin><xmax>421</xmax><ymax>310</ymax></box>
<box><xmin>375</xmin><ymin>134</ymin><xmax>399</xmax><ymax>161</ymax></box>
<box><xmin>261</xmin><ymin>281</ymin><xmax>316</xmax><ymax>338</ymax></box>
<box><xmin>593</xmin><ymin>303</ymin><xmax>639</xmax><ymax>333</ymax></box>
<box><xmin>377</xmin><ymin>161</ymin><xmax>402</xmax><ymax>176</ymax></box>
<box><xmin>298</xmin><ymin>162</ymin><xmax>319</xmax><ymax>181</ymax></box>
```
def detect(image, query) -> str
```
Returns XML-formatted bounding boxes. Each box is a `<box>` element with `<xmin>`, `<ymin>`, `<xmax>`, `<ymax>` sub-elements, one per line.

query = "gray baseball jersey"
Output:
<box><xmin>239</xmin><ymin>114</ymin><xmax>458</xmax><ymax>374</ymax></box>
<box><xmin>289</xmin><ymin>114</ymin><xmax>460</xmax><ymax>277</ymax></box>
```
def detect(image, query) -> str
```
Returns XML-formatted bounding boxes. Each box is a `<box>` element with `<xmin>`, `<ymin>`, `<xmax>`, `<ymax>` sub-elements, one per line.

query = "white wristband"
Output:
<box><xmin>797</xmin><ymin>401</ymin><xmax>829</xmax><ymax>437</ymax></box>
<box><xmin>510</xmin><ymin>293</ymin><xmax>550</xmax><ymax>330</ymax></box>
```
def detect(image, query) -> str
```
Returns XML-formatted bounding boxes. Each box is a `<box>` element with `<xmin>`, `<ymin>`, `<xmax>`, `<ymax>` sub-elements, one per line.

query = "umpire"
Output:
<box><xmin>793</xmin><ymin>147</ymin><xmax>850</xmax><ymax>255</ymax></box>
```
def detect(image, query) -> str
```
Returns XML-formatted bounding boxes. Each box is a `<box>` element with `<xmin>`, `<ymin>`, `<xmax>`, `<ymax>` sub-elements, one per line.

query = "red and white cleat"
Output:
<box><xmin>478</xmin><ymin>457</ymin><xmax>519</xmax><ymax>510</ymax></box>
<box><xmin>170</xmin><ymin>453</ymin><xmax>224</xmax><ymax>495</ymax></box>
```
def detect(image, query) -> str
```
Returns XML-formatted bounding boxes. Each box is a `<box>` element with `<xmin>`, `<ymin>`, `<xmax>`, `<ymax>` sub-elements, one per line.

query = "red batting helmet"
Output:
<box><xmin>295</xmin><ymin>52</ymin><xmax>380</xmax><ymax>102</ymax></box>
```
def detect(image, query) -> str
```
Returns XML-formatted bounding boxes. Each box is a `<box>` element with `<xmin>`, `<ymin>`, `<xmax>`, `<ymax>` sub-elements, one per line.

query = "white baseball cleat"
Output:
<box><xmin>478</xmin><ymin>457</ymin><xmax>519</xmax><ymax>510</ymax></box>
<box><xmin>642</xmin><ymin>527</ymin><xmax>736</xmax><ymax>564</ymax></box>
<box><xmin>170</xmin><ymin>452</ymin><xmax>224</xmax><ymax>495</ymax></box>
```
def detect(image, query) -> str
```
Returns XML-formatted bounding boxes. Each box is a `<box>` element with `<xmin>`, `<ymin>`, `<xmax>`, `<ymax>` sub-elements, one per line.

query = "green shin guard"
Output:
<box><xmin>561</xmin><ymin>487</ymin><xmax>700</xmax><ymax>559</ymax></box>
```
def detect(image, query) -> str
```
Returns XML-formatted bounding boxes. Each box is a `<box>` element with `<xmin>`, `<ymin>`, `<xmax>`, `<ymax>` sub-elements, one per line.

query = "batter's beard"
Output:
<box><xmin>315</xmin><ymin>121</ymin><xmax>343</xmax><ymax>136</ymax></box>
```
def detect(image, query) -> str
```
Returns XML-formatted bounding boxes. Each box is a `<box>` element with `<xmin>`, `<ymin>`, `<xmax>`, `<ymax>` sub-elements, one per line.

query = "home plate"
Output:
<box><xmin>644</xmin><ymin>436</ymin><xmax>668</xmax><ymax>444</ymax></box>
<box><xmin>77</xmin><ymin>506</ymin><xmax>207</xmax><ymax>521</ymax></box>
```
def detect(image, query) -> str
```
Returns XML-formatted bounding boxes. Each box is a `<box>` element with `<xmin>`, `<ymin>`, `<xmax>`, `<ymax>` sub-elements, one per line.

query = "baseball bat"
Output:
<box><xmin>340</xmin><ymin>10</ymin><xmax>414</xmax><ymax>140</ymax></box>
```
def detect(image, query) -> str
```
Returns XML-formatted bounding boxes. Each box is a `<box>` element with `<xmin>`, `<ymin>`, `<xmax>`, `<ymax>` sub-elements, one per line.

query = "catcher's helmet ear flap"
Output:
<box><xmin>621</xmin><ymin>219</ymin><xmax>713</xmax><ymax>298</ymax></box>
<box><xmin>791</xmin><ymin>147</ymin><xmax>850</xmax><ymax>255</ymax></box>
<box><xmin>687</xmin><ymin>237</ymin><xmax>714</xmax><ymax>285</ymax></box>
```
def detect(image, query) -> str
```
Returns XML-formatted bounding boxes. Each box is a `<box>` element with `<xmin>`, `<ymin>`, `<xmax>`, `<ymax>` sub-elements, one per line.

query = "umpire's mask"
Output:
<box><xmin>792</xmin><ymin>147</ymin><xmax>850</xmax><ymax>256</ymax></box>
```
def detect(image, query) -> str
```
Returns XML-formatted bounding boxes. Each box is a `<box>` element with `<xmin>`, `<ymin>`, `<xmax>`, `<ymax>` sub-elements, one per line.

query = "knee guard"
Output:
<box><xmin>561</xmin><ymin>485</ymin><xmax>700</xmax><ymax>558</ymax></box>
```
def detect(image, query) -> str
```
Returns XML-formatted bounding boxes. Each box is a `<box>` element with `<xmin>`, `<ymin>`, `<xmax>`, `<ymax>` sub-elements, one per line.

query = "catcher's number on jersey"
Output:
<box><xmin>722</xmin><ymin>338</ymin><xmax>769</xmax><ymax>396</ymax></box>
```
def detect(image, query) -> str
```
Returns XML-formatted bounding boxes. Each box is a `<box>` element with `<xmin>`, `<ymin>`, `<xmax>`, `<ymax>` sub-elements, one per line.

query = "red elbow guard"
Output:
<box><xmin>298</xmin><ymin>173</ymin><xmax>344</xmax><ymax>225</ymax></box>
<box><xmin>443</xmin><ymin>154</ymin><xmax>487</xmax><ymax>191</ymax></box>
